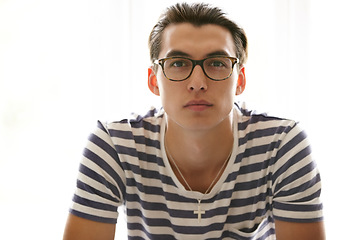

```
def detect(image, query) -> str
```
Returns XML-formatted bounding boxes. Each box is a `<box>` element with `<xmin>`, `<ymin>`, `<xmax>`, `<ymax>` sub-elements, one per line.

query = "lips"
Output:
<box><xmin>184</xmin><ymin>100</ymin><xmax>213</xmax><ymax>111</ymax></box>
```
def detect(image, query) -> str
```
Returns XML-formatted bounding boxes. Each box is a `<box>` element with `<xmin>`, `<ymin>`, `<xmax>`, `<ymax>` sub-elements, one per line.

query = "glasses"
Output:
<box><xmin>153</xmin><ymin>56</ymin><xmax>239</xmax><ymax>81</ymax></box>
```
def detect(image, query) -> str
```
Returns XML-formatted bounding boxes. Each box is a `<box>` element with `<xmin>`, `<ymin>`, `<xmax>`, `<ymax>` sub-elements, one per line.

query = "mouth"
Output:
<box><xmin>184</xmin><ymin>100</ymin><xmax>213</xmax><ymax>111</ymax></box>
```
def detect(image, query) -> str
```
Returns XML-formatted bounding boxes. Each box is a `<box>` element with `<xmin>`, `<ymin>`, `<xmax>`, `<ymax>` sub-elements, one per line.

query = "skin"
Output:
<box><xmin>148</xmin><ymin>23</ymin><xmax>245</xmax><ymax>192</ymax></box>
<box><xmin>63</xmin><ymin>214</ymin><xmax>115</xmax><ymax>240</ymax></box>
<box><xmin>63</xmin><ymin>22</ymin><xmax>326</xmax><ymax>239</ymax></box>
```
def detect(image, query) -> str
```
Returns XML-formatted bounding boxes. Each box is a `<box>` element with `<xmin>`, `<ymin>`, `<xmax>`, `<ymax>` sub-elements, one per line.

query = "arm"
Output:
<box><xmin>275</xmin><ymin>220</ymin><xmax>326</xmax><ymax>240</ymax></box>
<box><xmin>64</xmin><ymin>121</ymin><xmax>123</xmax><ymax>240</ymax></box>
<box><xmin>271</xmin><ymin>124</ymin><xmax>325</xmax><ymax>239</ymax></box>
<box><xmin>63</xmin><ymin>213</ymin><xmax>116</xmax><ymax>240</ymax></box>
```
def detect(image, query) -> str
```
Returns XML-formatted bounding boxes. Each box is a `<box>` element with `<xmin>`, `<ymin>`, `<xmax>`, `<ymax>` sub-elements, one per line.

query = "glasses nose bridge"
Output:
<box><xmin>192</xmin><ymin>59</ymin><xmax>205</xmax><ymax>68</ymax></box>
<box><xmin>191</xmin><ymin>59</ymin><xmax>206</xmax><ymax>74</ymax></box>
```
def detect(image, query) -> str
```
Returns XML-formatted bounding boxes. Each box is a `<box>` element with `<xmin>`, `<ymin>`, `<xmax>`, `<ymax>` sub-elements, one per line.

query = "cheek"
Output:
<box><xmin>220</xmin><ymin>81</ymin><xmax>238</xmax><ymax>107</ymax></box>
<box><xmin>157</xmin><ymin>82</ymin><xmax>178</xmax><ymax>108</ymax></box>
<box><xmin>221</xmin><ymin>79</ymin><xmax>238</xmax><ymax>96</ymax></box>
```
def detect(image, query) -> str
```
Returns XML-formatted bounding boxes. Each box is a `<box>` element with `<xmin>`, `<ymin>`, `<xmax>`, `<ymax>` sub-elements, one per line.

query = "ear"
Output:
<box><xmin>148</xmin><ymin>67</ymin><xmax>160</xmax><ymax>96</ymax></box>
<box><xmin>235</xmin><ymin>66</ymin><xmax>246</xmax><ymax>95</ymax></box>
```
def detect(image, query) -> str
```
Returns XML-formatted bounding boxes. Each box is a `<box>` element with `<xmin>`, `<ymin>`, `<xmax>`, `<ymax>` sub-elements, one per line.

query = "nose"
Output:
<box><xmin>187</xmin><ymin>65</ymin><xmax>208</xmax><ymax>92</ymax></box>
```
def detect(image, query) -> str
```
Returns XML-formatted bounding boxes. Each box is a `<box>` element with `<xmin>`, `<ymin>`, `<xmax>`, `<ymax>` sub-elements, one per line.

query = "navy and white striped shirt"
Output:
<box><xmin>70</xmin><ymin>103</ymin><xmax>323</xmax><ymax>239</ymax></box>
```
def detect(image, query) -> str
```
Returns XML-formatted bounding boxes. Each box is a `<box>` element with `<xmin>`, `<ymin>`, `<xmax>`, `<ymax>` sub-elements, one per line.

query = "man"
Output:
<box><xmin>63</xmin><ymin>3</ymin><xmax>325</xmax><ymax>239</ymax></box>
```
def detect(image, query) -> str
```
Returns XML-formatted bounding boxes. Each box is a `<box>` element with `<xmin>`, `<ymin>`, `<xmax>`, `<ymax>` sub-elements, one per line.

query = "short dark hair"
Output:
<box><xmin>148</xmin><ymin>2</ymin><xmax>248</xmax><ymax>66</ymax></box>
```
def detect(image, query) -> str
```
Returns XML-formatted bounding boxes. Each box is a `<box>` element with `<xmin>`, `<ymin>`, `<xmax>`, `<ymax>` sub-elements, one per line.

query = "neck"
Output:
<box><xmin>164</xmin><ymin>112</ymin><xmax>234</xmax><ymax>192</ymax></box>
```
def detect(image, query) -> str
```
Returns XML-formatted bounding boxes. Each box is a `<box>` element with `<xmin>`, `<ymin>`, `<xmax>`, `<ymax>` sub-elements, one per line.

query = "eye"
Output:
<box><xmin>168</xmin><ymin>58</ymin><xmax>189</xmax><ymax>68</ymax></box>
<box><xmin>207</xmin><ymin>57</ymin><xmax>230</xmax><ymax>68</ymax></box>
<box><xmin>211</xmin><ymin>61</ymin><xmax>225</xmax><ymax>67</ymax></box>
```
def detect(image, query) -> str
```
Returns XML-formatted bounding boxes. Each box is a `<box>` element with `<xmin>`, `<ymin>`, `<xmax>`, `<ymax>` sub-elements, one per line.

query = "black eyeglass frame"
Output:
<box><xmin>153</xmin><ymin>56</ymin><xmax>240</xmax><ymax>81</ymax></box>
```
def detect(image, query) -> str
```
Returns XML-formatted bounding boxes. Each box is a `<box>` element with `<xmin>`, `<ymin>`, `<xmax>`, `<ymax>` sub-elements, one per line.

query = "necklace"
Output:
<box><xmin>165</xmin><ymin>144</ymin><xmax>232</xmax><ymax>222</ymax></box>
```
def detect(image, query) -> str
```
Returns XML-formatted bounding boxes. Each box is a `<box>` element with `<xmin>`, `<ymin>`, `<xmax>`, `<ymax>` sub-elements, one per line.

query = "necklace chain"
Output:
<box><xmin>165</xmin><ymin>144</ymin><xmax>232</xmax><ymax>196</ymax></box>
<box><xmin>165</xmin><ymin>143</ymin><xmax>232</xmax><ymax>222</ymax></box>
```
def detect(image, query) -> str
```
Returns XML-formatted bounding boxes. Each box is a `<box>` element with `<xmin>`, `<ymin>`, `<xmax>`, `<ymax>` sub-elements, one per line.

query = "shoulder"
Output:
<box><xmin>234</xmin><ymin>102</ymin><xmax>311</xmax><ymax>166</ymax></box>
<box><xmin>234</xmin><ymin>102</ymin><xmax>300</xmax><ymax>136</ymax></box>
<box><xmin>94</xmin><ymin>107</ymin><xmax>165</xmax><ymax>154</ymax></box>
<box><xmin>101</xmin><ymin>107</ymin><xmax>165</xmax><ymax>134</ymax></box>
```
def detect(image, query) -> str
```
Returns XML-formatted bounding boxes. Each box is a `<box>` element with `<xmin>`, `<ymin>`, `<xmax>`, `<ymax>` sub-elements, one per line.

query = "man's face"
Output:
<box><xmin>148</xmin><ymin>23</ymin><xmax>245</xmax><ymax>132</ymax></box>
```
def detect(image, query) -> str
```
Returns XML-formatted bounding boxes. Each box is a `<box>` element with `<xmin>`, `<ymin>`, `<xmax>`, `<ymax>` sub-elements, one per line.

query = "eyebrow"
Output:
<box><xmin>206</xmin><ymin>50</ymin><xmax>231</xmax><ymax>57</ymax></box>
<box><xmin>165</xmin><ymin>50</ymin><xmax>191</xmax><ymax>58</ymax></box>
<box><xmin>164</xmin><ymin>50</ymin><xmax>231</xmax><ymax>58</ymax></box>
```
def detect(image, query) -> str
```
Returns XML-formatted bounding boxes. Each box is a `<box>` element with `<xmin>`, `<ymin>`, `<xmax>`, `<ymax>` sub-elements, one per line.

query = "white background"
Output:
<box><xmin>1</xmin><ymin>0</ymin><xmax>359</xmax><ymax>239</ymax></box>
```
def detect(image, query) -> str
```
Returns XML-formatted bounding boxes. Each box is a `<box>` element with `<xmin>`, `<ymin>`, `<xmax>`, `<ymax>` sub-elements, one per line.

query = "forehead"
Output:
<box><xmin>159</xmin><ymin>23</ymin><xmax>236</xmax><ymax>58</ymax></box>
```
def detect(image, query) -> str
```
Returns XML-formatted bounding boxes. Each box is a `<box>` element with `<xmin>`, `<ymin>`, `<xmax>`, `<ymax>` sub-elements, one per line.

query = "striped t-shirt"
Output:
<box><xmin>70</xmin><ymin>103</ymin><xmax>323</xmax><ymax>239</ymax></box>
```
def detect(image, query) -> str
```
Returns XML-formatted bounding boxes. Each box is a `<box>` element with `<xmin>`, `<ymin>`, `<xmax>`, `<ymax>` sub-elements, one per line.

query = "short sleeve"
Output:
<box><xmin>69</xmin><ymin>121</ymin><xmax>126</xmax><ymax>224</ymax></box>
<box><xmin>271</xmin><ymin>123</ymin><xmax>323</xmax><ymax>223</ymax></box>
